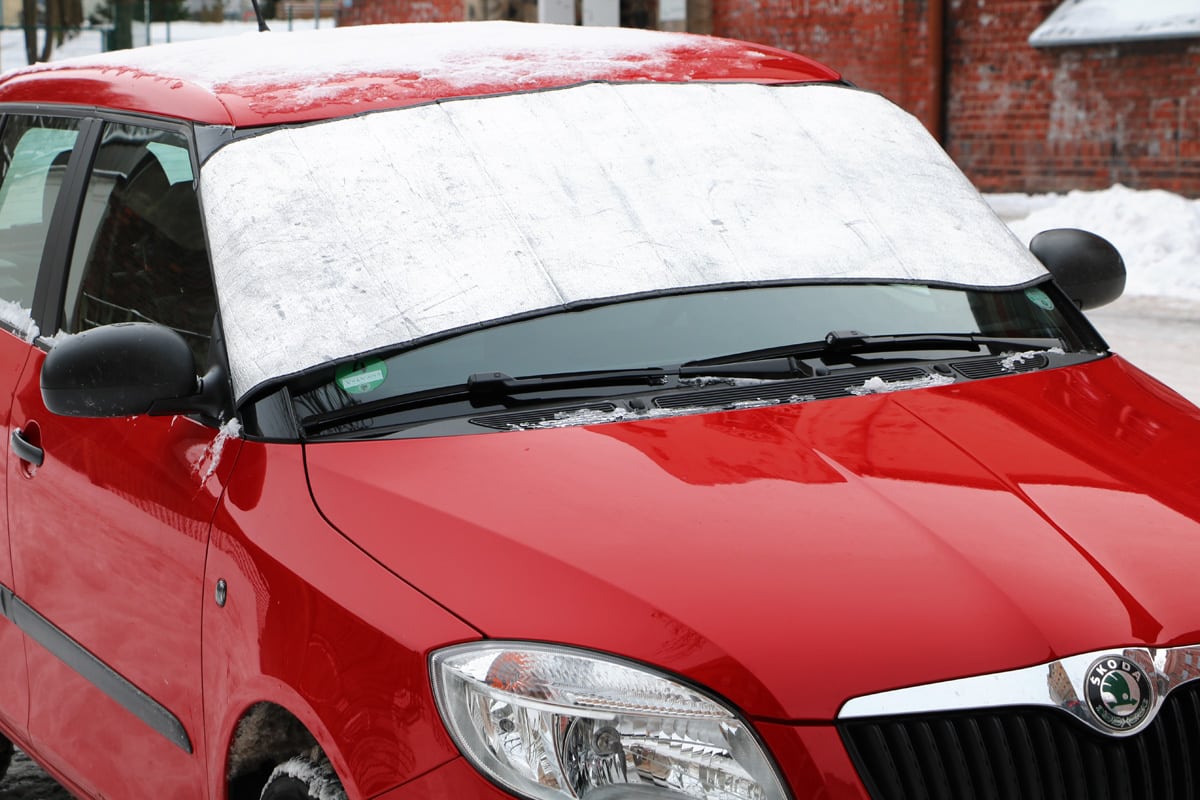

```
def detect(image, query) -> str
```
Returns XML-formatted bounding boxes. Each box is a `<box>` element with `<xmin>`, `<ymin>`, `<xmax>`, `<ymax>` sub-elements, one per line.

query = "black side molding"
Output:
<box><xmin>0</xmin><ymin>586</ymin><xmax>192</xmax><ymax>753</ymax></box>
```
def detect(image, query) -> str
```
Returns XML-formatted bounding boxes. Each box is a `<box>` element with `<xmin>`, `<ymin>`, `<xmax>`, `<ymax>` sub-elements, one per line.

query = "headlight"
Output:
<box><xmin>430</xmin><ymin>642</ymin><xmax>789</xmax><ymax>800</ymax></box>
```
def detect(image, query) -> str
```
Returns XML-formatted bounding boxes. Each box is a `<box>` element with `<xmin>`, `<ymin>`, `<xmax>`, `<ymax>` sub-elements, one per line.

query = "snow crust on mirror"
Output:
<box><xmin>202</xmin><ymin>82</ymin><xmax>1048</xmax><ymax>400</ymax></box>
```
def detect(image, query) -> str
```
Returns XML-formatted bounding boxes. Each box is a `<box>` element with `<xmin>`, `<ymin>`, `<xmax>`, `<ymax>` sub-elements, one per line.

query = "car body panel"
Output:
<box><xmin>0</xmin><ymin>19</ymin><xmax>1195</xmax><ymax>800</ymax></box>
<box><xmin>305</xmin><ymin>356</ymin><xmax>1200</xmax><ymax>722</ymax></box>
<box><xmin>0</xmin><ymin>23</ymin><xmax>839</xmax><ymax>127</ymax></box>
<box><xmin>6</xmin><ymin>346</ymin><xmax>237</xmax><ymax>798</ymax></box>
<box><xmin>0</xmin><ymin>330</ymin><xmax>31</xmax><ymax>735</ymax></box>
<box><xmin>203</xmin><ymin>441</ymin><xmax>479</xmax><ymax>799</ymax></box>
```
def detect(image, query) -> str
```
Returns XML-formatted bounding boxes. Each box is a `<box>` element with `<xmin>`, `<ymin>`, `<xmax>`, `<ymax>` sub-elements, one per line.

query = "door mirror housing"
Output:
<box><xmin>1029</xmin><ymin>228</ymin><xmax>1126</xmax><ymax>311</ymax></box>
<box><xmin>41</xmin><ymin>323</ymin><xmax>201</xmax><ymax>418</ymax></box>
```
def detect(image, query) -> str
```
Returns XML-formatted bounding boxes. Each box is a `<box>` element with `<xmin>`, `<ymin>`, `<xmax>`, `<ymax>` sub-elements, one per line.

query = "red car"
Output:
<box><xmin>0</xmin><ymin>19</ymin><xmax>1195</xmax><ymax>800</ymax></box>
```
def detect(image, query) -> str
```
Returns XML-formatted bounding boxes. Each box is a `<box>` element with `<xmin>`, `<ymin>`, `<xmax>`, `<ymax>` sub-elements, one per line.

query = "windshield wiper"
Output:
<box><xmin>683</xmin><ymin>331</ymin><xmax>1065</xmax><ymax>369</ymax></box>
<box><xmin>300</xmin><ymin>358</ymin><xmax>812</xmax><ymax>436</ymax></box>
<box><xmin>300</xmin><ymin>367</ymin><xmax>671</xmax><ymax>435</ymax></box>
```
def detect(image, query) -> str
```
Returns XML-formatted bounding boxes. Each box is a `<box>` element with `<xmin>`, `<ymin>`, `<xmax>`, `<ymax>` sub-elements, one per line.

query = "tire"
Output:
<box><xmin>0</xmin><ymin>736</ymin><xmax>12</xmax><ymax>778</ymax></box>
<box><xmin>259</xmin><ymin>754</ymin><xmax>346</xmax><ymax>800</ymax></box>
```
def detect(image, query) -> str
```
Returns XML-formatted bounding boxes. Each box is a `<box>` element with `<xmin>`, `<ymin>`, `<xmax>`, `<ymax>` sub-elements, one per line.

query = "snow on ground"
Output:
<box><xmin>0</xmin><ymin>20</ymin><xmax>283</xmax><ymax>72</ymax></box>
<box><xmin>988</xmin><ymin>185</ymin><xmax>1200</xmax><ymax>404</ymax></box>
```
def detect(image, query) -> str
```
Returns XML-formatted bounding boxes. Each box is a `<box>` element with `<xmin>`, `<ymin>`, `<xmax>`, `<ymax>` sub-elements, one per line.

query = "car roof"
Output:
<box><xmin>0</xmin><ymin>21</ymin><xmax>841</xmax><ymax>128</ymax></box>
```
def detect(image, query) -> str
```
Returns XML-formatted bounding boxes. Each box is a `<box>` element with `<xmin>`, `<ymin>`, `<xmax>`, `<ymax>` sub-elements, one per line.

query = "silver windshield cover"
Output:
<box><xmin>201</xmin><ymin>82</ymin><xmax>1047</xmax><ymax>400</ymax></box>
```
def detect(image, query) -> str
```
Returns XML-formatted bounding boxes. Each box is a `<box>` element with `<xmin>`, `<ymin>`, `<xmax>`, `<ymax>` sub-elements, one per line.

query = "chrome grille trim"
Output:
<box><xmin>838</xmin><ymin>644</ymin><xmax>1200</xmax><ymax>738</ymax></box>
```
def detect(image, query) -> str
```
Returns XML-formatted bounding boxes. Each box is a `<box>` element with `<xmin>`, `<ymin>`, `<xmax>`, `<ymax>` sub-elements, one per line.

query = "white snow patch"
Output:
<box><xmin>988</xmin><ymin>185</ymin><xmax>1200</xmax><ymax>302</ymax></box>
<box><xmin>848</xmin><ymin>373</ymin><xmax>956</xmax><ymax>396</ymax></box>
<box><xmin>1030</xmin><ymin>0</ymin><xmax>1200</xmax><ymax>46</ymax></box>
<box><xmin>193</xmin><ymin>418</ymin><xmax>242</xmax><ymax>482</ymax></box>
<box><xmin>268</xmin><ymin>756</ymin><xmax>345</xmax><ymax>800</ymax></box>
<box><xmin>16</xmin><ymin>22</ymin><xmax>718</xmax><ymax>96</ymax></box>
<box><xmin>677</xmin><ymin>376</ymin><xmax>779</xmax><ymax>388</ymax></box>
<box><xmin>205</xmin><ymin>82</ymin><xmax>1045</xmax><ymax>399</ymax></box>
<box><xmin>516</xmin><ymin>397</ymin><xmax>796</xmax><ymax>429</ymax></box>
<box><xmin>0</xmin><ymin>298</ymin><xmax>38</xmax><ymax>342</ymax></box>
<box><xmin>1000</xmin><ymin>347</ymin><xmax>1065</xmax><ymax>371</ymax></box>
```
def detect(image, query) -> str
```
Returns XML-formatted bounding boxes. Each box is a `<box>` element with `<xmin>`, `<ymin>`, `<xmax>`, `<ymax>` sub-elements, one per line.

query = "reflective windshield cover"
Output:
<box><xmin>201</xmin><ymin>82</ymin><xmax>1048</xmax><ymax>401</ymax></box>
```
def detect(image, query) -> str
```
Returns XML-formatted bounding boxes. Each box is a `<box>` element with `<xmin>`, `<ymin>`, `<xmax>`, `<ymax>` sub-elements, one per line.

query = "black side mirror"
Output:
<box><xmin>41</xmin><ymin>323</ymin><xmax>199</xmax><ymax>417</ymax></box>
<box><xmin>1029</xmin><ymin>228</ymin><xmax>1126</xmax><ymax>311</ymax></box>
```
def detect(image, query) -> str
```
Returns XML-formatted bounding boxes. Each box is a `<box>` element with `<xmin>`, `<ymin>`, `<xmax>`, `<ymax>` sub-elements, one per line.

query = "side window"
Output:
<box><xmin>0</xmin><ymin>115</ymin><xmax>81</xmax><ymax>327</ymax></box>
<box><xmin>62</xmin><ymin>123</ymin><xmax>215</xmax><ymax>366</ymax></box>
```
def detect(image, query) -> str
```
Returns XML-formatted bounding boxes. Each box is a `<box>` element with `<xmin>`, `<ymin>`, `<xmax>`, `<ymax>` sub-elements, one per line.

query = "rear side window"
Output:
<box><xmin>0</xmin><ymin>115</ymin><xmax>81</xmax><ymax>328</ymax></box>
<box><xmin>62</xmin><ymin>123</ymin><xmax>216</xmax><ymax>366</ymax></box>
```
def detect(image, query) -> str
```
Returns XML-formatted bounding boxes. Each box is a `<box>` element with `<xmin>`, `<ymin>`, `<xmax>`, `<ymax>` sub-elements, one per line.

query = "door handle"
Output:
<box><xmin>11</xmin><ymin>429</ymin><xmax>44</xmax><ymax>467</ymax></box>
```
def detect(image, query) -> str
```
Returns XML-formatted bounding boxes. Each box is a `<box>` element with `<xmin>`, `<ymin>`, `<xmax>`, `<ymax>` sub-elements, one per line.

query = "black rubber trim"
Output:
<box><xmin>0</xmin><ymin>586</ymin><xmax>192</xmax><ymax>753</ymax></box>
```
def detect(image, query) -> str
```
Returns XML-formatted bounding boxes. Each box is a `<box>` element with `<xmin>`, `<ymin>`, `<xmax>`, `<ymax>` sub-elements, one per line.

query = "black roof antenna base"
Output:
<box><xmin>250</xmin><ymin>0</ymin><xmax>270</xmax><ymax>31</ymax></box>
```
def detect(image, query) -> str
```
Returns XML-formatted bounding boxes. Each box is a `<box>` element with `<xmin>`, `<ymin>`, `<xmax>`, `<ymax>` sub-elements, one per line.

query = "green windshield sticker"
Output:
<box><xmin>336</xmin><ymin>359</ymin><xmax>388</xmax><ymax>395</ymax></box>
<box><xmin>1025</xmin><ymin>287</ymin><xmax>1055</xmax><ymax>311</ymax></box>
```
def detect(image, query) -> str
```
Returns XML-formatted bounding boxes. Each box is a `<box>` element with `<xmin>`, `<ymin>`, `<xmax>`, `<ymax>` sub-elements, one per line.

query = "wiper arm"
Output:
<box><xmin>823</xmin><ymin>330</ymin><xmax>1064</xmax><ymax>355</ymax></box>
<box><xmin>684</xmin><ymin>331</ymin><xmax>1065</xmax><ymax>369</ymax></box>
<box><xmin>300</xmin><ymin>367</ymin><xmax>671</xmax><ymax>436</ymax></box>
<box><xmin>300</xmin><ymin>358</ymin><xmax>812</xmax><ymax>436</ymax></box>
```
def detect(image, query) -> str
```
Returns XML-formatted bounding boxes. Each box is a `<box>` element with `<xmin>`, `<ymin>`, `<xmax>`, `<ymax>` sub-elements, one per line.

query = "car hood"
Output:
<box><xmin>304</xmin><ymin>356</ymin><xmax>1200</xmax><ymax>721</ymax></box>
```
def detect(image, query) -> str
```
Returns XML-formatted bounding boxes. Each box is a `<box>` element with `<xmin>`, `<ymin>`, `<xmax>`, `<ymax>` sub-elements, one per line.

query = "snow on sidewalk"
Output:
<box><xmin>988</xmin><ymin>185</ymin><xmax>1200</xmax><ymax>405</ymax></box>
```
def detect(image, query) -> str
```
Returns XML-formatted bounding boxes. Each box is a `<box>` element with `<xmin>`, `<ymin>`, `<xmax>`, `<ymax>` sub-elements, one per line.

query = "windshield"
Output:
<box><xmin>268</xmin><ymin>281</ymin><xmax>1099</xmax><ymax>438</ymax></box>
<box><xmin>203</xmin><ymin>82</ymin><xmax>1048</xmax><ymax>401</ymax></box>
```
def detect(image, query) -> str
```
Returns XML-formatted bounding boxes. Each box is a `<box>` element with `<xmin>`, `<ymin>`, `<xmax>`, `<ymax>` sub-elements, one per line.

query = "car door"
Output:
<box><xmin>0</xmin><ymin>111</ymin><xmax>89</xmax><ymax>741</ymax></box>
<box><xmin>7</xmin><ymin>116</ymin><xmax>238</xmax><ymax>799</ymax></box>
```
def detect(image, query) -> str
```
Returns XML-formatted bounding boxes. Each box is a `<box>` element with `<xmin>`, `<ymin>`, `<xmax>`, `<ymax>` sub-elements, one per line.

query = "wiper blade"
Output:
<box><xmin>684</xmin><ymin>331</ymin><xmax>1065</xmax><ymax>368</ymax></box>
<box><xmin>300</xmin><ymin>367</ymin><xmax>671</xmax><ymax>436</ymax></box>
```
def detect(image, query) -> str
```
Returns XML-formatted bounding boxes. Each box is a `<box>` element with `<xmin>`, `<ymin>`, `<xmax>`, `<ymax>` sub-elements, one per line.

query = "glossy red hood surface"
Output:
<box><xmin>304</xmin><ymin>356</ymin><xmax>1200</xmax><ymax>721</ymax></box>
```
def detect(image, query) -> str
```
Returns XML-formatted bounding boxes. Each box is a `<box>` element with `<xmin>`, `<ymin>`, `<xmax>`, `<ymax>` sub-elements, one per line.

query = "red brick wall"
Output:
<box><xmin>338</xmin><ymin>0</ymin><xmax>464</xmax><ymax>25</ymax></box>
<box><xmin>944</xmin><ymin>1</ymin><xmax>1200</xmax><ymax>196</ymax></box>
<box><xmin>711</xmin><ymin>0</ymin><xmax>1199</xmax><ymax>196</ymax></box>
<box><xmin>712</xmin><ymin>0</ymin><xmax>944</xmax><ymax>137</ymax></box>
<box><xmin>337</xmin><ymin>0</ymin><xmax>1200</xmax><ymax>196</ymax></box>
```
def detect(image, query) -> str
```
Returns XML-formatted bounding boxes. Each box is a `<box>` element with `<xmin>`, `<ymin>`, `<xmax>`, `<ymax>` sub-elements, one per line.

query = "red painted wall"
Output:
<box><xmin>338</xmin><ymin>0</ymin><xmax>463</xmax><ymax>25</ymax></box>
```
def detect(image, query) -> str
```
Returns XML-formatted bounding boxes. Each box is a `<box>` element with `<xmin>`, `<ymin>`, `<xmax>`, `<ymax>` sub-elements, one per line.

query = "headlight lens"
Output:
<box><xmin>430</xmin><ymin>642</ymin><xmax>788</xmax><ymax>800</ymax></box>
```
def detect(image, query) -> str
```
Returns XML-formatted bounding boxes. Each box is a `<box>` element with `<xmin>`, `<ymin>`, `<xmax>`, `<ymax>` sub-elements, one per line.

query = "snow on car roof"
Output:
<box><xmin>201</xmin><ymin>81</ymin><xmax>1049</xmax><ymax>400</ymax></box>
<box><xmin>0</xmin><ymin>22</ymin><xmax>839</xmax><ymax>126</ymax></box>
<box><xmin>1029</xmin><ymin>0</ymin><xmax>1200</xmax><ymax>47</ymax></box>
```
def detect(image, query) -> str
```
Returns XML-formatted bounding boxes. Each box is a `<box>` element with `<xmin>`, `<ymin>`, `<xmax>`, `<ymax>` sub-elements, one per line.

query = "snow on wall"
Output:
<box><xmin>1030</xmin><ymin>0</ymin><xmax>1200</xmax><ymax>47</ymax></box>
<box><xmin>201</xmin><ymin>81</ymin><xmax>1048</xmax><ymax>400</ymax></box>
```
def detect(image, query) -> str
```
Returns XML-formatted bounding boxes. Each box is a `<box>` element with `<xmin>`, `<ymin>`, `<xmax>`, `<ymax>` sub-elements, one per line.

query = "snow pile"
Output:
<box><xmin>1029</xmin><ymin>0</ymin><xmax>1200</xmax><ymax>46</ymax></box>
<box><xmin>193</xmin><ymin>418</ymin><xmax>242</xmax><ymax>482</ymax></box>
<box><xmin>517</xmin><ymin>399</ymin><xmax>786</xmax><ymax>429</ymax></box>
<box><xmin>1000</xmin><ymin>348</ymin><xmax>1064</xmax><ymax>372</ymax></box>
<box><xmin>0</xmin><ymin>298</ymin><xmax>38</xmax><ymax>342</ymax></box>
<box><xmin>988</xmin><ymin>185</ymin><xmax>1200</xmax><ymax>302</ymax></box>
<box><xmin>848</xmin><ymin>373</ymin><xmax>955</xmax><ymax>396</ymax></box>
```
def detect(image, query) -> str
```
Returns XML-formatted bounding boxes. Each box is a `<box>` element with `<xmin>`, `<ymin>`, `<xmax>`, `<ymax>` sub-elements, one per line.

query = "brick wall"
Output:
<box><xmin>944</xmin><ymin>1</ymin><xmax>1200</xmax><ymax>196</ymax></box>
<box><xmin>337</xmin><ymin>0</ymin><xmax>1200</xmax><ymax>196</ymax></box>
<box><xmin>712</xmin><ymin>0</ymin><xmax>944</xmax><ymax>136</ymax></box>
<box><xmin>711</xmin><ymin>0</ymin><xmax>1199</xmax><ymax>196</ymax></box>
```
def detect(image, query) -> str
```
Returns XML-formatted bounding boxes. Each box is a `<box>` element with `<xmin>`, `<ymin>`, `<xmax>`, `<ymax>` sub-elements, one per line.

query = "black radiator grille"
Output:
<box><xmin>840</xmin><ymin>683</ymin><xmax>1200</xmax><ymax>799</ymax></box>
